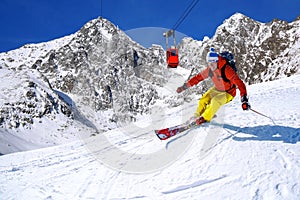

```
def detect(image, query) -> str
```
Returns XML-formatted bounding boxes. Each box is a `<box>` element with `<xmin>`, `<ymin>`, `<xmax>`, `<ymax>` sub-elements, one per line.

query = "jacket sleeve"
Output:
<box><xmin>186</xmin><ymin>67</ymin><xmax>210</xmax><ymax>87</ymax></box>
<box><xmin>225</xmin><ymin>67</ymin><xmax>247</xmax><ymax>97</ymax></box>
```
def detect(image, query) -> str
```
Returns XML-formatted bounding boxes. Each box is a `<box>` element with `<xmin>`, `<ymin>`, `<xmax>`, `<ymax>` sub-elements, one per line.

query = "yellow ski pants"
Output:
<box><xmin>195</xmin><ymin>87</ymin><xmax>234</xmax><ymax>121</ymax></box>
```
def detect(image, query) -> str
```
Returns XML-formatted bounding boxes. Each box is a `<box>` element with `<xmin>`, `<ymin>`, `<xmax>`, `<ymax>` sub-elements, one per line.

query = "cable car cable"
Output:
<box><xmin>172</xmin><ymin>0</ymin><xmax>200</xmax><ymax>31</ymax></box>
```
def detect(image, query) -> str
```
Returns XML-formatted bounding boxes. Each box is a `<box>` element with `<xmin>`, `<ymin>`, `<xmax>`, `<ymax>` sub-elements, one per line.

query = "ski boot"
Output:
<box><xmin>188</xmin><ymin>116</ymin><xmax>206</xmax><ymax>127</ymax></box>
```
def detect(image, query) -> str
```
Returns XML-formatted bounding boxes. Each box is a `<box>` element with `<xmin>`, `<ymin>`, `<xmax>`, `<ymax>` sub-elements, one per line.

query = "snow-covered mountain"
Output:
<box><xmin>0</xmin><ymin>17</ymin><xmax>171</xmax><ymax>154</ymax></box>
<box><xmin>179</xmin><ymin>13</ymin><xmax>300</xmax><ymax>84</ymax></box>
<box><xmin>0</xmin><ymin>73</ymin><xmax>299</xmax><ymax>199</ymax></box>
<box><xmin>0</xmin><ymin>12</ymin><xmax>300</xmax><ymax>156</ymax></box>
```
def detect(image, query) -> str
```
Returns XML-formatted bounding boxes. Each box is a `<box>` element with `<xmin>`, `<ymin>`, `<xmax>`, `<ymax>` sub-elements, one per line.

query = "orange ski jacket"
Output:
<box><xmin>186</xmin><ymin>56</ymin><xmax>247</xmax><ymax>98</ymax></box>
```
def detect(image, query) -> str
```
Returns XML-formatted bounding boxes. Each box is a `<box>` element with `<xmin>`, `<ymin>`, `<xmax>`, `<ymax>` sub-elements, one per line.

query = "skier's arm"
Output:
<box><xmin>225</xmin><ymin>67</ymin><xmax>247</xmax><ymax>97</ymax></box>
<box><xmin>225</xmin><ymin>67</ymin><xmax>250</xmax><ymax>110</ymax></box>
<box><xmin>186</xmin><ymin>67</ymin><xmax>210</xmax><ymax>87</ymax></box>
<box><xmin>177</xmin><ymin>67</ymin><xmax>210</xmax><ymax>93</ymax></box>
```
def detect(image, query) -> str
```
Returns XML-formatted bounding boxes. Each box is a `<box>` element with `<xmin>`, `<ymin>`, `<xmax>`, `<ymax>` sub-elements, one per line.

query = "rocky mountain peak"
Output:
<box><xmin>179</xmin><ymin>12</ymin><xmax>300</xmax><ymax>84</ymax></box>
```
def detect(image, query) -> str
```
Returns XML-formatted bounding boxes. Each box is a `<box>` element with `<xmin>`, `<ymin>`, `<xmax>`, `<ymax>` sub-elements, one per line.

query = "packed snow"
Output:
<box><xmin>0</xmin><ymin>73</ymin><xmax>299</xmax><ymax>199</ymax></box>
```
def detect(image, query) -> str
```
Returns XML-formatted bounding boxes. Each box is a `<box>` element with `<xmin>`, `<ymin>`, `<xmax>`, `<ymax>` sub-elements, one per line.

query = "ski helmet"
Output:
<box><xmin>206</xmin><ymin>47</ymin><xmax>219</xmax><ymax>63</ymax></box>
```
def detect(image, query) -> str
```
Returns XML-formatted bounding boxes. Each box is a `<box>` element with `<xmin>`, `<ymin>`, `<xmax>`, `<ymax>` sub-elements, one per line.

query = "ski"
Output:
<box><xmin>155</xmin><ymin>121</ymin><xmax>199</xmax><ymax>140</ymax></box>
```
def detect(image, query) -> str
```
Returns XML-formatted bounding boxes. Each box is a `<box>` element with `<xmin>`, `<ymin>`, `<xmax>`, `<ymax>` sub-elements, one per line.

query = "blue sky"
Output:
<box><xmin>0</xmin><ymin>0</ymin><xmax>300</xmax><ymax>52</ymax></box>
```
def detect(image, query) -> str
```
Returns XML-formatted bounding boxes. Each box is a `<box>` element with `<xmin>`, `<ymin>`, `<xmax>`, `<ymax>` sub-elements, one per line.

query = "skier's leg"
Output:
<box><xmin>202</xmin><ymin>92</ymin><xmax>233</xmax><ymax>121</ymax></box>
<box><xmin>194</xmin><ymin>88</ymin><xmax>214</xmax><ymax>117</ymax></box>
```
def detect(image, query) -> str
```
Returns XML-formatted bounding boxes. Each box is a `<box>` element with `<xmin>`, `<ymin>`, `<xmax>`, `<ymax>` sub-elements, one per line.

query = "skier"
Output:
<box><xmin>176</xmin><ymin>48</ymin><xmax>251</xmax><ymax>125</ymax></box>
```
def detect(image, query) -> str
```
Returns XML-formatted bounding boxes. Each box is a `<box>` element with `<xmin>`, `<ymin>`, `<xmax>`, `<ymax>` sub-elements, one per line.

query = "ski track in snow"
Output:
<box><xmin>161</xmin><ymin>174</ymin><xmax>228</xmax><ymax>194</ymax></box>
<box><xmin>0</xmin><ymin>75</ymin><xmax>300</xmax><ymax>199</ymax></box>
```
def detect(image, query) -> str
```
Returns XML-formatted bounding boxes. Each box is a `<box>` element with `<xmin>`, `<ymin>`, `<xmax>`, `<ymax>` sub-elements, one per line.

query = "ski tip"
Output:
<box><xmin>156</xmin><ymin>134</ymin><xmax>168</xmax><ymax>140</ymax></box>
<box><xmin>154</xmin><ymin>131</ymin><xmax>168</xmax><ymax>140</ymax></box>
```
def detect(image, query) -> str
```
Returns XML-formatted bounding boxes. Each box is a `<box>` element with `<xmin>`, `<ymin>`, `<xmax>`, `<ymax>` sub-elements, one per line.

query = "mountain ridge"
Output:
<box><xmin>179</xmin><ymin>12</ymin><xmax>300</xmax><ymax>84</ymax></box>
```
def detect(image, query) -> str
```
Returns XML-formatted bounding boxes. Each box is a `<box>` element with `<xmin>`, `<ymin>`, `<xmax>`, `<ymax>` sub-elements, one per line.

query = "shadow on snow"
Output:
<box><xmin>166</xmin><ymin>123</ymin><xmax>300</xmax><ymax>149</ymax></box>
<box><xmin>219</xmin><ymin>123</ymin><xmax>300</xmax><ymax>144</ymax></box>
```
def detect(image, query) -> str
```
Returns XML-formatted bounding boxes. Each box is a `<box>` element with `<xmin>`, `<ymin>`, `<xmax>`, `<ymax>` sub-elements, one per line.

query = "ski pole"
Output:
<box><xmin>249</xmin><ymin>108</ymin><xmax>276</xmax><ymax>125</ymax></box>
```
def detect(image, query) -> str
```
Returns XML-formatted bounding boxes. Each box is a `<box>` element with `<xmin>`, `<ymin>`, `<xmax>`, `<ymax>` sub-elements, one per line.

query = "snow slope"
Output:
<box><xmin>0</xmin><ymin>74</ymin><xmax>300</xmax><ymax>199</ymax></box>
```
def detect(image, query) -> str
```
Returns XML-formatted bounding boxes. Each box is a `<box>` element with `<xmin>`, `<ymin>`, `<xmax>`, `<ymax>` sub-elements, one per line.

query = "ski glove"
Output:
<box><xmin>241</xmin><ymin>95</ymin><xmax>251</xmax><ymax>110</ymax></box>
<box><xmin>176</xmin><ymin>83</ymin><xmax>188</xmax><ymax>93</ymax></box>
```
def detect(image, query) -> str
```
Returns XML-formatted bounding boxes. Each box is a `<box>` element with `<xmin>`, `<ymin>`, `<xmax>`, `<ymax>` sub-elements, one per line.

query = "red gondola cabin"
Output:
<box><xmin>166</xmin><ymin>47</ymin><xmax>179</xmax><ymax>68</ymax></box>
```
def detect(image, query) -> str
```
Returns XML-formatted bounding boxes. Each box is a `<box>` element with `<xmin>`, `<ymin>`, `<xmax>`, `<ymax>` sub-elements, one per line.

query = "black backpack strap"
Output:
<box><xmin>221</xmin><ymin>64</ymin><xmax>230</xmax><ymax>82</ymax></box>
<box><xmin>221</xmin><ymin>63</ymin><xmax>237</xmax><ymax>92</ymax></box>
